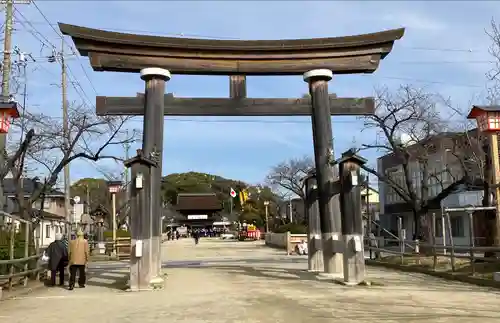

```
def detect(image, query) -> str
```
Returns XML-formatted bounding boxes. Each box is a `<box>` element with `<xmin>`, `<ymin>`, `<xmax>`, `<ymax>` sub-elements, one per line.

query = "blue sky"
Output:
<box><xmin>7</xmin><ymin>1</ymin><xmax>500</xmax><ymax>186</ymax></box>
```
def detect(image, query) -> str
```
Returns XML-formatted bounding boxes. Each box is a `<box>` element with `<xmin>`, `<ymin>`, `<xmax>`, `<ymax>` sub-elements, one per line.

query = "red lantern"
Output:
<box><xmin>0</xmin><ymin>102</ymin><xmax>19</xmax><ymax>134</ymax></box>
<box><xmin>107</xmin><ymin>180</ymin><xmax>122</xmax><ymax>194</ymax></box>
<box><xmin>467</xmin><ymin>105</ymin><xmax>500</xmax><ymax>132</ymax></box>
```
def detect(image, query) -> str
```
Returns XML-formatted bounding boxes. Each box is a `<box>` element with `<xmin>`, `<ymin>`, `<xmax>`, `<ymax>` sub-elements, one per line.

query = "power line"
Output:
<box><xmin>30</xmin><ymin>0</ymin><xmax>98</xmax><ymax>95</ymax></box>
<box><xmin>14</xmin><ymin>21</ymin><xmax>489</xmax><ymax>54</ymax></box>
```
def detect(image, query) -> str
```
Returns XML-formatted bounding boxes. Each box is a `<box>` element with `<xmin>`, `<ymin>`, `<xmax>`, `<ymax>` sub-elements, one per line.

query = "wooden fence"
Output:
<box><xmin>0</xmin><ymin>212</ymin><xmax>41</xmax><ymax>291</ymax></box>
<box><xmin>366</xmin><ymin>212</ymin><xmax>500</xmax><ymax>276</ymax></box>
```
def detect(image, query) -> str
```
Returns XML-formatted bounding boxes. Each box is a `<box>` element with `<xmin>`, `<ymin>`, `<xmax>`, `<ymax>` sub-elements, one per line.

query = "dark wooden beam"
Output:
<box><xmin>230</xmin><ymin>75</ymin><xmax>246</xmax><ymax>99</ymax></box>
<box><xmin>96</xmin><ymin>94</ymin><xmax>375</xmax><ymax>116</ymax></box>
<box><xmin>59</xmin><ymin>23</ymin><xmax>405</xmax><ymax>75</ymax></box>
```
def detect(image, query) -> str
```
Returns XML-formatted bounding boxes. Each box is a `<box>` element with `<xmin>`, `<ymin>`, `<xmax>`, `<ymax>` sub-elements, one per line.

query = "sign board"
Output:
<box><xmin>230</xmin><ymin>188</ymin><xmax>236</xmax><ymax>198</ymax></box>
<box><xmin>247</xmin><ymin>225</ymin><xmax>256</xmax><ymax>231</ymax></box>
<box><xmin>187</xmin><ymin>214</ymin><xmax>208</xmax><ymax>220</ymax></box>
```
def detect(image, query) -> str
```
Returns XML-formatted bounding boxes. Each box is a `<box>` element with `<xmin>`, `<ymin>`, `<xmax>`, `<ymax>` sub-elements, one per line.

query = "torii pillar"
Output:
<box><xmin>304</xmin><ymin>69</ymin><xmax>343</xmax><ymax>277</ymax></box>
<box><xmin>139</xmin><ymin>68</ymin><xmax>170</xmax><ymax>283</ymax></box>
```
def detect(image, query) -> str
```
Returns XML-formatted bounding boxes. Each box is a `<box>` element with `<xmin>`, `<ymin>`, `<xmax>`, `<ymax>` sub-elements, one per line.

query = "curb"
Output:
<box><xmin>366</xmin><ymin>260</ymin><xmax>500</xmax><ymax>289</ymax></box>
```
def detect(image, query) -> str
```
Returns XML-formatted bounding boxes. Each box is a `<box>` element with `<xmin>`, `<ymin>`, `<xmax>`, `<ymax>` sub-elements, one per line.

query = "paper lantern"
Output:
<box><xmin>0</xmin><ymin>103</ymin><xmax>19</xmax><ymax>134</ymax></box>
<box><xmin>467</xmin><ymin>106</ymin><xmax>500</xmax><ymax>132</ymax></box>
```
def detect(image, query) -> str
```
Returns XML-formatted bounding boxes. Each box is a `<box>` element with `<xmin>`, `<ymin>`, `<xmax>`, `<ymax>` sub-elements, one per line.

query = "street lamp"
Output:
<box><xmin>263</xmin><ymin>201</ymin><xmax>270</xmax><ymax>232</ymax></box>
<box><xmin>467</xmin><ymin>105</ymin><xmax>500</xmax><ymax>247</ymax></box>
<box><xmin>0</xmin><ymin>98</ymin><xmax>19</xmax><ymax>133</ymax></box>
<box><xmin>107</xmin><ymin>180</ymin><xmax>122</xmax><ymax>257</ymax></box>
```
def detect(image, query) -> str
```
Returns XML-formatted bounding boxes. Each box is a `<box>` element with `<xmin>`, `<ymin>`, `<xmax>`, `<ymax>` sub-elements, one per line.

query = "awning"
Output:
<box><xmin>213</xmin><ymin>221</ymin><xmax>231</xmax><ymax>226</ymax></box>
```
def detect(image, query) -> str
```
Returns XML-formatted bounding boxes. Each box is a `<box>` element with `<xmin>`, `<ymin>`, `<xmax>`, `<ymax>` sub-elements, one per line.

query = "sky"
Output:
<box><xmin>5</xmin><ymin>0</ymin><xmax>500</xmax><ymax>186</ymax></box>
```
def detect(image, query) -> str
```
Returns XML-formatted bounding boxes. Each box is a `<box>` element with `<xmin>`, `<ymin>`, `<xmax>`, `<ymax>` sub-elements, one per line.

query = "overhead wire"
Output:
<box><xmin>12</xmin><ymin>3</ymin><xmax>493</xmax><ymax>124</ymax></box>
<box><xmin>14</xmin><ymin>2</ymin><xmax>96</xmax><ymax>110</ymax></box>
<box><xmin>31</xmin><ymin>0</ymin><xmax>99</xmax><ymax>95</ymax></box>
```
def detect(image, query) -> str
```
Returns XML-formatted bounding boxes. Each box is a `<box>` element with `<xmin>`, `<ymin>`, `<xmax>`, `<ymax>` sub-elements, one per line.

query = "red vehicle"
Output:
<box><xmin>238</xmin><ymin>225</ymin><xmax>261</xmax><ymax>241</ymax></box>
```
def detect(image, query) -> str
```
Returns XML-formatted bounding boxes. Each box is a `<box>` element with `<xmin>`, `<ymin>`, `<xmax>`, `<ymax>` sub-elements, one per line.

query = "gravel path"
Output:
<box><xmin>1</xmin><ymin>238</ymin><xmax>499</xmax><ymax>323</ymax></box>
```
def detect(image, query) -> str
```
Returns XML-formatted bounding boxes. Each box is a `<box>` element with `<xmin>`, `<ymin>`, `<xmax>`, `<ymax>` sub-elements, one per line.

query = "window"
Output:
<box><xmin>451</xmin><ymin>216</ymin><xmax>464</xmax><ymax>237</ymax></box>
<box><xmin>45</xmin><ymin>225</ymin><xmax>51</xmax><ymax>238</ymax></box>
<box><xmin>434</xmin><ymin>216</ymin><xmax>464</xmax><ymax>237</ymax></box>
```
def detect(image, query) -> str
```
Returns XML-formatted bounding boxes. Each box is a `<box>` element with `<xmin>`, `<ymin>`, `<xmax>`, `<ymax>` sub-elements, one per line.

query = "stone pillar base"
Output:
<box><xmin>126</xmin><ymin>275</ymin><xmax>166</xmax><ymax>292</ymax></box>
<box><xmin>317</xmin><ymin>272</ymin><xmax>343</xmax><ymax>279</ymax></box>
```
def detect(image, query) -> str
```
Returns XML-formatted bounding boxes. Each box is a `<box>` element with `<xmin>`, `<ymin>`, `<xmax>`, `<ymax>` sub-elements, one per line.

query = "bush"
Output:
<box><xmin>103</xmin><ymin>230</ymin><xmax>130</xmax><ymax>239</ymax></box>
<box><xmin>274</xmin><ymin>223</ymin><xmax>307</xmax><ymax>234</ymax></box>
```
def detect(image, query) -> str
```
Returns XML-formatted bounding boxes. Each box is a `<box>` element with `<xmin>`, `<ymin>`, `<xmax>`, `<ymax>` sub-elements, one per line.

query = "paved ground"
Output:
<box><xmin>1</xmin><ymin>238</ymin><xmax>500</xmax><ymax>322</ymax></box>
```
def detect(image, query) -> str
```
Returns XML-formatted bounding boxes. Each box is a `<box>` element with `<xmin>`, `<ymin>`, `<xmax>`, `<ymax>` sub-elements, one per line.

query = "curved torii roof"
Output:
<box><xmin>58</xmin><ymin>23</ymin><xmax>405</xmax><ymax>75</ymax></box>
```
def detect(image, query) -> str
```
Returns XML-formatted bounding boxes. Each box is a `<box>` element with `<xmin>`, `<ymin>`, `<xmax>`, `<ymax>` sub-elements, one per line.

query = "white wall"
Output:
<box><xmin>35</xmin><ymin>219</ymin><xmax>67</xmax><ymax>247</ymax></box>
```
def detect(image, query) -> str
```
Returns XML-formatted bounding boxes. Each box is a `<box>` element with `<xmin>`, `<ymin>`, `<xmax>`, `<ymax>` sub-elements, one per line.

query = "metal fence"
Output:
<box><xmin>0</xmin><ymin>211</ymin><xmax>42</xmax><ymax>290</ymax></box>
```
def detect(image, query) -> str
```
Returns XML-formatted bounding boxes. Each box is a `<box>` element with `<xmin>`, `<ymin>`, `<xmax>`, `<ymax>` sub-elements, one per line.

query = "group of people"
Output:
<box><xmin>166</xmin><ymin>230</ymin><xmax>180</xmax><ymax>240</ymax></box>
<box><xmin>45</xmin><ymin>230</ymin><xmax>90</xmax><ymax>290</ymax></box>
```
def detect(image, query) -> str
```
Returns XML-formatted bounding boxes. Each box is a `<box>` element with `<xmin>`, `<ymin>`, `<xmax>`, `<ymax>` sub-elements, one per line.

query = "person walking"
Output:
<box><xmin>46</xmin><ymin>233</ymin><xmax>68</xmax><ymax>286</ymax></box>
<box><xmin>192</xmin><ymin>229</ymin><xmax>200</xmax><ymax>245</ymax></box>
<box><xmin>68</xmin><ymin>230</ymin><xmax>90</xmax><ymax>290</ymax></box>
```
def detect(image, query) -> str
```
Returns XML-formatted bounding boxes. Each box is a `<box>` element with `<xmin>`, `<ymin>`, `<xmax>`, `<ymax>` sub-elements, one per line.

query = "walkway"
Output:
<box><xmin>1</xmin><ymin>238</ymin><xmax>500</xmax><ymax>322</ymax></box>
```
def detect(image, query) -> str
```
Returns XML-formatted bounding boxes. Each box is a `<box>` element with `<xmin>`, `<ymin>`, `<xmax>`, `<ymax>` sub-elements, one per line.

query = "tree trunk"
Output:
<box><xmin>412</xmin><ymin>209</ymin><xmax>421</xmax><ymax>239</ymax></box>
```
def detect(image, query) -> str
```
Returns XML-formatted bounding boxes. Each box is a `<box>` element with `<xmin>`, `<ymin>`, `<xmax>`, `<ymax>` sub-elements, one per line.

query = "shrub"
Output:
<box><xmin>274</xmin><ymin>223</ymin><xmax>307</xmax><ymax>234</ymax></box>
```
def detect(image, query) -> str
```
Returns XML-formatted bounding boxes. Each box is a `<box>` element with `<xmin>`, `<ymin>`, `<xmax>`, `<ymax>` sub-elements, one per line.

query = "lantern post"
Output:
<box><xmin>0</xmin><ymin>97</ymin><xmax>19</xmax><ymax>210</ymax></box>
<box><xmin>107</xmin><ymin>180</ymin><xmax>122</xmax><ymax>257</ymax></box>
<box><xmin>467</xmin><ymin>105</ymin><xmax>500</xmax><ymax>248</ymax></box>
<box><xmin>263</xmin><ymin>201</ymin><xmax>270</xmax><ymax>233</ymax></box>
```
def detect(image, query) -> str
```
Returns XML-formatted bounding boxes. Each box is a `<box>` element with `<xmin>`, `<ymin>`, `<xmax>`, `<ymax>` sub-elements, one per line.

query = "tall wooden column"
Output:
<box><xmin>339</xmin><ymin>150</ymin><xmax>367</xmax><ymax>285</ymax></box>
<box><xmin>304</xmin><ymin>170</ymin><xmax>324</xmax><ymax>272</ymax></box>
<box><xmin>304</xmin><ymin>69</ymin><xmax>343</xmax><ymax>277</ymax></box>
<box><xmin>140</xmin><ymin>68</ymin><xmax>170</xmax><ymax>283</ymax></box>
<box><xmin>125</xmin><ymin>151</ymin><xmax>157</xmax><ymax>291</ymax></box>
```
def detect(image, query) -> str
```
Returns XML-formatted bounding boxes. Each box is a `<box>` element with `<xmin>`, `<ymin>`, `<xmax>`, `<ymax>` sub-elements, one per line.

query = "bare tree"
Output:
<box><xmin>4</xmin><ymin>103</ymin><xmax>139</xmax><ymax>222</ymax></box>
<box><xmin>486</xmin><ymin>18</ymin><xmax>500</xmax><ymax>104</ymax></box>
<box><xmin>359</xmin><ymin>85</ymin><xmax>481</xmax><ymax>239</ymax></box>
<box><xmin>266</xmin><ymin>156</ymin><xmax>313</xmax><ymax>200</ymax></box>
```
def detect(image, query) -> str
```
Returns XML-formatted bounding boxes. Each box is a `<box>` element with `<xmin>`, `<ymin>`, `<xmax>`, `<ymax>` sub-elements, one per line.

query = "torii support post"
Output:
<box><xmin>304</xmin><ymin>170</ymin><xmax>324</xmax><ymax>272</ymax></box>
<box><xmin>124</xmin><ymin>150</ymin><xmax>157</xmax><ymax>291</ymax></box>
<box><xmin>140</xmin><ymin>67</ymin><xmax>170</xmax><ymax>283</ymax></box>
<box><xmin>304</xmin><ymin>69</ymin><xmax>343</xmax><ymax>277</ymax></box>
<box><xmin>338</xmin><ymin>149</ymin><xmax>367</xmax><ymax>285</ymax></box>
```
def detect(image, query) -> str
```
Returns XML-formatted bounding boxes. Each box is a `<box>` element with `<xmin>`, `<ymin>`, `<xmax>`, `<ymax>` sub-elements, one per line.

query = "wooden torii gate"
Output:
<box><xmin>59</xmin><ymin>23</ymin><xmax>404</xmax><ymax>290</ymax></box>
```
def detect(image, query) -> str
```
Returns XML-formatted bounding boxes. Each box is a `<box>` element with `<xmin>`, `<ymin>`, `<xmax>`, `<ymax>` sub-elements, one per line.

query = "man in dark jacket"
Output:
<box><xmin>46</xmin><ymin>233</ymin><xmax>69</xmax><ymax>286</ymax></box>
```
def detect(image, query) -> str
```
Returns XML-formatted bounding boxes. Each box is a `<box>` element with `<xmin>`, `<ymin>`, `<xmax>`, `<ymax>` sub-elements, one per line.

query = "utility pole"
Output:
<box><xmin>0</xmin><ymin>0</ymin><xmax>30</xmax><ymax>211</ymax></box>
<box><xmin>0</xmin><ymin>0</ymin><xmax>14</xmax><ymax>210</ymax></box>
<box><xmin>61</xmin><ymin>38</ymin><xmax>71</xmax><ymax>227</ymax></box>
<box><xmin>288</xmin><ymin>197</ymin><xmax>293</xmax><ymax>224</ymax></box>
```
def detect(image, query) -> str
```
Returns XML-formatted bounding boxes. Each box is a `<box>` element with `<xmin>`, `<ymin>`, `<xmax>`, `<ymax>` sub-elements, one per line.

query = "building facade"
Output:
<box><xmin>377</xmin><ymin>131</ymin><xmax>483</xmax><ymax>244</ymax></box>
<box><xmin>3</xmin><ymin>178</ymin><xmax>68</xmax><ymax>247</ymax></box>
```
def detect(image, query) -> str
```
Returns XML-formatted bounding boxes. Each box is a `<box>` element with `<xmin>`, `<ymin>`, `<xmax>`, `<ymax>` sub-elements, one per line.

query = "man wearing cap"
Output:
<box><xmin>68</xmin><ymin>230</ymin><xmax>90</xmax><ymax>290</ymax></box>
<box><xmin>46</xmin><ymin>233</ymin><xmax>68</xmax><ymax>286</ymax></box>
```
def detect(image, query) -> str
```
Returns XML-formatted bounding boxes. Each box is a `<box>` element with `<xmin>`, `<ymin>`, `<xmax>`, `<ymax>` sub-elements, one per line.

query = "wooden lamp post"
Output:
<box><xmin>263</xmin><ymin>201</ymin><xmax>270</xmax><ymax>233</ymax></box>
<box><xmin>107</xmin><ymin>180</ymin><xmax>122</xmax><ymax>257</ymax></box>
<box><xmin>467</xmin><ymin>105</ymin><xmax>500</xmax><ymax>248</ymax></box>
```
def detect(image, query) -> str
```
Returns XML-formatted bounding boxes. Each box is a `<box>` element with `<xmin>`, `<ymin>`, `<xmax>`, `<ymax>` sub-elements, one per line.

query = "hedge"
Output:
<box><xmin>274</xmin><ymin>223</ymin><xmax>307</xmax><ymax>234</ymax></box>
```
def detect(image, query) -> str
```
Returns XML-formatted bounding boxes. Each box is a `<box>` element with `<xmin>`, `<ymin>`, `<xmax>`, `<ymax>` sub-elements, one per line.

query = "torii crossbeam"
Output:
<box><xmin>96</xmin><ymin>93</ymin><xmax>375</xmax><ymax>116</ymax></box>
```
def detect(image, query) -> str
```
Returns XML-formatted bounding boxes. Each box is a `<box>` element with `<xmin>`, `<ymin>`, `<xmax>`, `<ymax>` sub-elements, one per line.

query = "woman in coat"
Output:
<box><xmin>46</xmin><ymin>233</ymin><xmax>69</xmax><ymax>286</ymax></box>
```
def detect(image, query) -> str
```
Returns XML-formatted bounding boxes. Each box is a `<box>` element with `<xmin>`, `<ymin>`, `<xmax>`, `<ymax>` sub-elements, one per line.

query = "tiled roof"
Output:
<box><xmin>2</xmin><ymin>178</ymin><xmax>64</xmax><ymax>196</ymax></box>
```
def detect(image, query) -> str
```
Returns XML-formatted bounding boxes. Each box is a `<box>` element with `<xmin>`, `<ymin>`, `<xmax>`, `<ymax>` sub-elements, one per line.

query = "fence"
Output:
<box><xmin>0</xmin><ymin>212</ymin><xmax>41</xmax><ymax>291</ymax></box>
<box><xmin>265</xmin><ymin>232</ymin><xmax>307</xmax><ymax>255</ymax></box>
<box><xmin>366</xmin><ymin>209</ymin><xmax>500</xmax><ymax>276</ymax></box>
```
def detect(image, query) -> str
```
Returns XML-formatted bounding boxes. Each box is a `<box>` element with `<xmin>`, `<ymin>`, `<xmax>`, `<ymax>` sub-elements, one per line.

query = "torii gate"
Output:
<box><xmin>59</xmin><ymin>23</ymin><xmax>404</xmax><ymax>290</ymax></box>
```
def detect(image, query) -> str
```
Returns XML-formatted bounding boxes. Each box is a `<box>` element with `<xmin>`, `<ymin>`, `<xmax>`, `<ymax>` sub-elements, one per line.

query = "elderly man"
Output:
<box><xmin>68</xmin><ymin>230</ymin><xmax>90</xmax><ymax>290</ymax></box>
<box><xmin>46</xmin><ymin>233</ymin><xmax>68</xmax><ymax>286</ymax></box>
